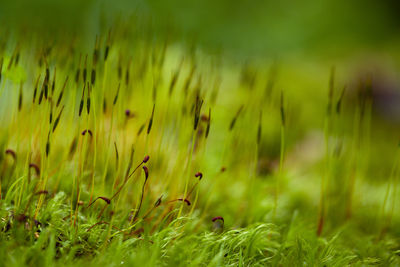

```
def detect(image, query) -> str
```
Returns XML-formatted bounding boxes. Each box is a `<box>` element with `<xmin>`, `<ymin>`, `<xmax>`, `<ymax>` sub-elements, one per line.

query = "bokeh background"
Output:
<box><xmin>1</xmin><ymin>0</ymin><xmax>400</xmax><ymax>58</ymax></box>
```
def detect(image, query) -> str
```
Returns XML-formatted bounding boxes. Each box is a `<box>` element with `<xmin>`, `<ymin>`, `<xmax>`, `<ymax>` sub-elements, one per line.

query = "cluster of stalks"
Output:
<box><xmin>0</xmin><ymin>20</ymin><xmax>398</xmax><ymax>250</ymax></box>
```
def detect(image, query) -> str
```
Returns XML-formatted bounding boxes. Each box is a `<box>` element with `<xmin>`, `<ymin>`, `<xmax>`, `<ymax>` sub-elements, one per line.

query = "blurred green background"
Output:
<box><xmin>1</xmin><ymin>0</ymin><xmax>400</xmax><ymax>58</ymax></box>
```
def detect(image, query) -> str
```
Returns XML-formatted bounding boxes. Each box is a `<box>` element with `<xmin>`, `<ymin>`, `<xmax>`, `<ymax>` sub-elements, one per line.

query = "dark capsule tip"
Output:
<box><xmin>154</xmin><ymin>196</ymin><xmax>163</xmax><ymax>207</ymax></box>
<box><xmin>125</xmin><ymin>109</ymin><xmax>135</xmax><ymax>118</ymax></box>
<box><xmin>29</xmin><ymin>163</ymin><xmax>40</xmax><ymax>175</ymax></box>
<box><xmin>178</xmin><ymin>198</ymin><xmax>191</xmax><ymax>206</ymax></box>
<box><xmin>212</xmin><ymin>216</ymin><xmax>224</xmax><ymax>222</ymax></box>
<box><xmin>200</xmin><ymin>114</ymin><xmax>209</xmax><ymax>122</ymax></box>
<box><xmin>81</xmin><ymin>129</ymin><xmax>92</xmax><ymax>136</ymax></box>
<box><xmin>88</xmin><ymin>196</ymin><xmax>111</xmax><ymax>207</ymax></box>
<box><xmin>5</xmin><ymin>149</ymin><xmax>16</xmax><ymax>160</ymax></box>
<box><xmin>143</xmin><ymin>165</ymin><xmax>149</xmax><ymax>179</ymax></box>
<box><xmin>99</xmin><ymin>196</ymin><xmax>111</xmax><ymax>204</ymax></box>
<box><xmin>195</xmin><ymin>172</ymin><xmax>203</xmax><ymax>180</ymax></box>
<box><xmin>143</xmin><ymin>155</ymin><xmax>150</xmax><ymax>163</ymax></box>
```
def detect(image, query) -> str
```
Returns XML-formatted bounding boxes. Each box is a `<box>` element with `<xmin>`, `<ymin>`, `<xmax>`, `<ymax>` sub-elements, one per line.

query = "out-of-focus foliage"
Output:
<box><xmin>1</xmin><ymin>0</ymin><xmax>400</xmax><ymax>56</ymax></box>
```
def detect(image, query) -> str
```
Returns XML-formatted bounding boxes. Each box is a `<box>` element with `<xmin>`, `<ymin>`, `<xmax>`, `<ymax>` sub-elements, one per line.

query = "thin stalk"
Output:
<box><xmin>177</xmin><ymin>131</ymin><xmax>196</xmax><ymax>218</ymax></box>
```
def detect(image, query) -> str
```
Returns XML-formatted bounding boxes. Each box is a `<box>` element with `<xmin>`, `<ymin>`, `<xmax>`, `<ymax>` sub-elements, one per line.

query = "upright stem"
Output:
<box><xmin>177</xmin><ymin>131</ymin><xmax>195</xmax><ymax>218</ymax></box>
<box><xmin>274</xmin><ymin>123</ymin><xmax>285</xmax><ymax>218</ymax></box>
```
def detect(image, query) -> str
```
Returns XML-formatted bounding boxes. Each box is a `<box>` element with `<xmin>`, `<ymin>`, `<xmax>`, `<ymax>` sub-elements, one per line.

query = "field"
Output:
<box><xmin>1</xmin><ymin>2</ymin><xmax>400</xmax><ymax>266</ymax></box>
